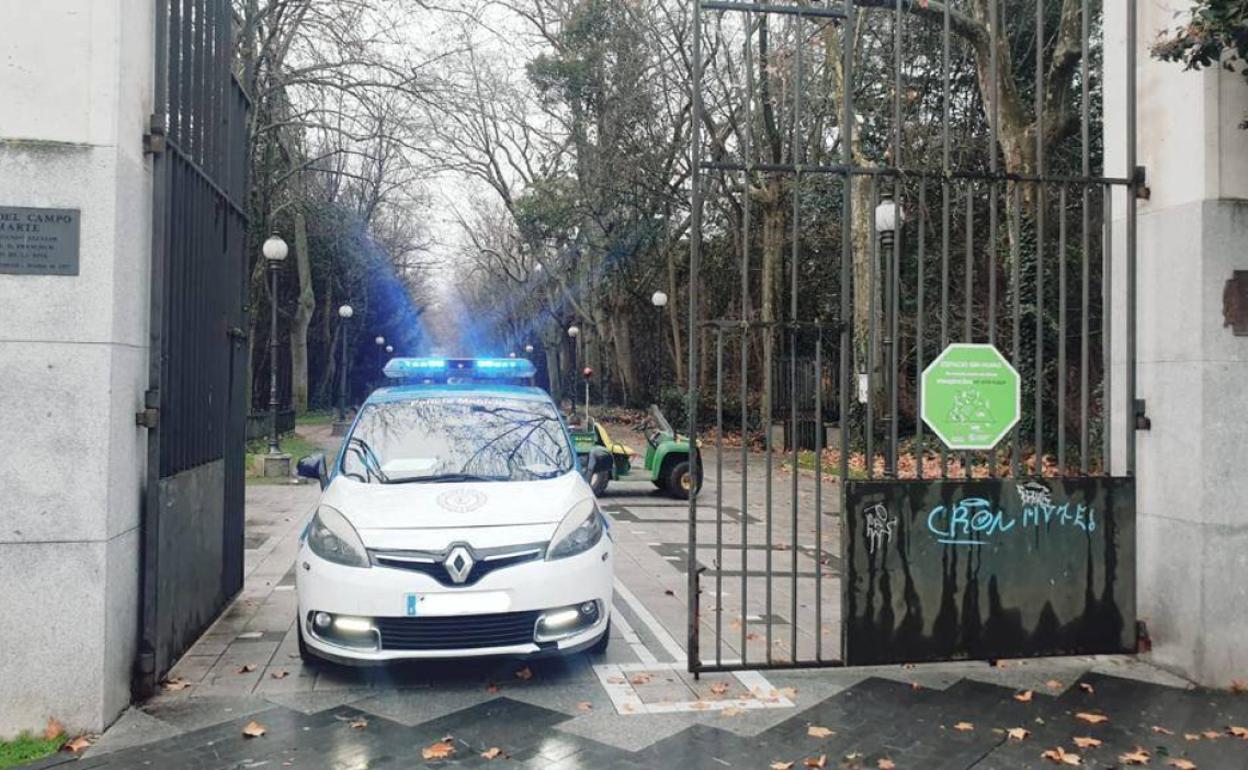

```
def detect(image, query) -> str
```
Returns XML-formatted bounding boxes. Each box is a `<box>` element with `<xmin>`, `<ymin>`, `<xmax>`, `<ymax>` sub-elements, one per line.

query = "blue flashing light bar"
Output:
<box><xmin>383</xmin><ymin>357</ymin><xmax>536</xmax><ymax>381</ymax></box>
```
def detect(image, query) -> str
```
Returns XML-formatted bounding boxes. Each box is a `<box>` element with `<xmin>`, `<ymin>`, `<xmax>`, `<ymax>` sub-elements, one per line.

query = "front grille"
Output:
<box><xmin>369</xmin><ymin>543</ymin><xmax>544</xmax><ymax>587</ymax></box>
<box><xmin>376</xmin><ymin>611</ymin><xmax>542</xmax><ymax>651</ymax></box>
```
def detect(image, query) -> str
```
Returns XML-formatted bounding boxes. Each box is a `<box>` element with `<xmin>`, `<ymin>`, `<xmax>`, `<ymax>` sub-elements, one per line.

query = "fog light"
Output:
<box><xmin>334</xmin><ymin>616</ymin><xmax>373</xmax><ymax>634</ymax></box>
<box><xmin>580</xmin><ymin>602</ymin><xmax>596</xmax><ymax>616</ymax></box>
<box><xmin>313</xmin><ymin>611</ymin><xmax>332</xmax><ymax>629</ymax></box>
<box><xmin>544</xmin><ymin>609</ymin><xmax>580</xmax><ymax>629</ymax></box>
<box><xmin>536</xmin><ymin>602</ymin><xmax>600</xmax><ymax>642</ymax></box>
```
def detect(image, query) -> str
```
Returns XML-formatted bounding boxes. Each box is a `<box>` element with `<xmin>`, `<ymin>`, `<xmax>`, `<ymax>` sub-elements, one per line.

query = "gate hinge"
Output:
<box><xmin>144</xmin><ymin>114</ymin><xmax>167</xmax><ymax>156</ymax></box>
<box><xmin>1134</xmin><ymin>398</ymin><xmax>1151</xmax><ymax>431</ymax></box>
<box><xmin>136</xmin><ymin>388</ymin><xmax>160</xmax><ymax>429</ymax></box>
<box><xmin>1134</xmin><ymin>165</ymin><xmax>1150</xmax><ymax>201</ymax></box>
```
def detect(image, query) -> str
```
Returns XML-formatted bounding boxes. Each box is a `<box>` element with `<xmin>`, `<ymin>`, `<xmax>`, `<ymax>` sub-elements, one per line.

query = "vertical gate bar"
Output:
<box><xmin>964</xmin><ymin>183</ymin><xmax>974</xmax><ymax>479</ymax></box>
<box><xmin>939</xmin><ymin>0</ymin><xmax>950</xmax><ymax>479</ymax></box>
<box><xmin>1102</xmin><ymin>186</ymin><xmax>1113</xmax><ymax>474</ymax></box>
<box><xmin>789</xmin><ymin>14</ymin><xmax>804</xmax><ymax>660</ymax></box>
<box><xmin>1058</xmin><ymin>185</ymin><xmax>1068</xmax><ymax>474</ymax></box>
<box><xmin>1080</xmin><ymin>0</ymin><xmax>1091</xmax><ymax>475</ymax></box>
<box><xmin>740</xmin><ymin>9</ymin><xmax>756</xmax><ymax>667</ymax></box>
<box><xmin>194</xmin><ymin>0</ymin><xmax>207</xmax><ymax>162</ymax></box>
<box><xmin>889</xmin><ymin>0</ymin><xmax>902</xmax><ymax>478</ymax></box>
<box><xmin>838</xmin><ymin>0</ymin><xmax>854</xmax><ymax>659</ymax></box>
<box><xmin>987</xmin><ymin>0</ymin><xmax>1000</xmax><ymax>478</ymax></box>
<box><xmin>1011</xmin><ymin>182</ymin><xmax>1023</xmax><ymax>477</ymax></box>
<box><xmin>814</xmin><ymin>330</ymin><xmax>823</xmax><ymax>661</ymax></box>
<box><xmin>1034</xmin><ymin>0</ymin><xmax>1046</xmax><ymax>473</ymax></box>
<box><xmin>866</xmin><ymin>176</ymin><xmax>878</xmax><ymax>479</ymax></box>
<box><xmin>716</xmin><ymin>328</ymin><xmax>724</xmax><ymax>667</ymax></box>
<box><xmin>687</xmin><ymin>0</ymin><xmax>705</xmax><ymax>672</ymax></box>
<box><xmin>1126</xmin><ymin>0</ymin><xmax>1138</xmax><ymax>476</ymax></box>
<box><xmin>168</xmin><ymin>0</ymin><xmax>181</xmax><ymax>141</ymax></box>
<box><xmin>915</xmin><ymin>181</ymin><xmax>927</xmax><ymax>479</ymax></box>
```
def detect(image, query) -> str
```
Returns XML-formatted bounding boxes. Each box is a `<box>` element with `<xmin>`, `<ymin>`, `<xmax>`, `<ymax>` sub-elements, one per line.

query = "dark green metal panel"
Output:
<box><xmin>844</xmin><ymin>478</ymin><xmax>1136</xmax><ymax>666</ymax></box>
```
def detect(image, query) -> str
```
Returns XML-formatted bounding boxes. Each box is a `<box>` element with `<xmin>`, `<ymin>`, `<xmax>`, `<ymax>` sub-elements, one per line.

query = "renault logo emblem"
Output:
<box><xmin>444</xmin><ymin>546</ymin><xmax>475</xmax><ymax>585</ymax></box>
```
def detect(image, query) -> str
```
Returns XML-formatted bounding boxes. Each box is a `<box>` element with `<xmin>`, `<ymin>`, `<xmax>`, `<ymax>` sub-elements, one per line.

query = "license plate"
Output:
<box><xmin>404</xmin><ymin>591</ymin><xmax>509</xmax><ymax>616</ymax></box>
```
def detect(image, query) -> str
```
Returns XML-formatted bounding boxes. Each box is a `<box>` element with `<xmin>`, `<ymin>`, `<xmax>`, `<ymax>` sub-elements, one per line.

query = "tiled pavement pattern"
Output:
<box><xmin>26</xmin><ymin>422</ymin><xmax>1247</xmax><ymax>768</ymax></box>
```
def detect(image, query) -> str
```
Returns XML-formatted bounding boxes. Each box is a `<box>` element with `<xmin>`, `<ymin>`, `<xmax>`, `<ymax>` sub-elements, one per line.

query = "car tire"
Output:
<box><xmin>297</xmin><ymin>622</ymin><xmax>319</xmax><ymax>667</ymax></box>
<box><xmin>588</xmin><ymin>620</ymin><xmax>610</xmax><ymax>654</ymax></box>
<box><xmin>590</xmin><ymin>468</ymin><xmax>610</xmax><ymax>497</ymax></box>
<box><xmin>666</xmin><ymin>460</ymin><xmax>702</xmax><ymax>500</ymax></box>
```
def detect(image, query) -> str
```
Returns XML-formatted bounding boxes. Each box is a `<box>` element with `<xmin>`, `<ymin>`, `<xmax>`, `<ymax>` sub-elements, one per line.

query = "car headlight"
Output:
<box><xmin>547</xmin><ymin>498</ymin><xmax>605</xmax><ymax>560</ymax></box>
<box><xmin>306</xmin><ymin>505</ymin><xmax>369</xmax><ymax>568</ymax></box>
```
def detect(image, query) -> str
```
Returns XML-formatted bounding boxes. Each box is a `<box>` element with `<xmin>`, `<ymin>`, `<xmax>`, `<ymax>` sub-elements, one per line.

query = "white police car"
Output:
<box><xmin>294</xmin><ymin>357</ymin><xmax>612</xmax><ymax>664</ymax></box>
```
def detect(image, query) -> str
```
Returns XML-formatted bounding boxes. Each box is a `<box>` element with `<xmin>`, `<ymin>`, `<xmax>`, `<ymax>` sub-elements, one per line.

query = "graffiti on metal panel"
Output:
<box><xmin>925</xmin><ymin>482</ymin><xmax>1097</xmax><ymax>547</ymax></box>
<box><xmin>864</xmin><ymin>503</ymin><xmax>897</xmax><ymax>554</ymax></box>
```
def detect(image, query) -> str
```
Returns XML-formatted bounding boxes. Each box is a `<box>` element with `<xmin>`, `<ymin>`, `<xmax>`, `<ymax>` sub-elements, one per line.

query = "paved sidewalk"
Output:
<box><xmin>27</xmin><ymin>422</ymin><xmax>1248</xmax><ymax>769</ymax></box>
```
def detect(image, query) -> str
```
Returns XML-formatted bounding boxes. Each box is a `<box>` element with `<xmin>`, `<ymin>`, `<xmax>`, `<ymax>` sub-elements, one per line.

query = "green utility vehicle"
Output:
<box><xmin>571</xmin><ymin>405</ymin><xmax>702</xmax><ymax>499</ymax></box>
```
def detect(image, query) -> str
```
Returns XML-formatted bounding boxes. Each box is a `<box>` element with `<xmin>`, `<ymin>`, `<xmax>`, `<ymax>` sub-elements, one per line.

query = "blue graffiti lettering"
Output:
<box><xmin>927</xmin><ymin>498</ymin><xmax>1016</xmax><ymax>546</ymax></box>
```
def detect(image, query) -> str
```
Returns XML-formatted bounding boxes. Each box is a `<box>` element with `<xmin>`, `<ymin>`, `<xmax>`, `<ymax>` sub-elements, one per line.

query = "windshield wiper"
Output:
<box><xmin>384</xmin><ymin>473</ymin><xmax>509</xmax><ymax>485</ymax></box>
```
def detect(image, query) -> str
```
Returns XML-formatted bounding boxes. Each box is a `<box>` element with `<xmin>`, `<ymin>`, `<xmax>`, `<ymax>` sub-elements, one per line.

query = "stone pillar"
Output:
<box><xmin>0</xmin><ymin>0</ymin><xmax>154</xmax><ymax>735</ymax></box>
<box><xmin>1105</xmin><ymin>0</ymin><xmax>1248</xmax><ymax>686</ymax></box>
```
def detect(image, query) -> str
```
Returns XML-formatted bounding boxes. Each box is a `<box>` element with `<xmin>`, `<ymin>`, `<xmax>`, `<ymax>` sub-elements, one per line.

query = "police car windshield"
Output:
<box><xmin>341</xmin><ymin>396</ymin><xmax>573</xmax><ymax>484</ymax></box>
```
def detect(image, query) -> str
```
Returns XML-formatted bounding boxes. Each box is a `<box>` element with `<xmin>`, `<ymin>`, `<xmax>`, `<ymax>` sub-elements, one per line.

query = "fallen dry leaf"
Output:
<box><xmin>808</xmin><ymin>726</ymin><xmax>834</xmax><ymax>738</ymax></box>
<box><xmin>721</xmin><ymin>706</ymin><xmax>745</xmax><ymax>718</ymax></box>
<box><xmin>1184</xmin><ymin>733</ymin><xmax>1201</xmax><ymax>741</ymax></box>
<box><xmin>486</xmin><ymin>683</ymin><xmax>500</xmax><ymax>693</ymax></box>
<box><xmin>1045</xmin><ymin>679</ymin><xmax>1064</xmax><ymax>690</ymax></box>
<box><xmin>1232</xmin><ymin>680</ymin><xmax>1248</xmax><ymax>694</ymax></box>
<box><xmin>44</xmin><ymin>717</ymin><xmax>65</xmax><ymax>741</ymax></box>
<box><xmin>1078</xmin><ymin>682</ymin><xmax>1095</xmax><ymax>694</ymax></box>
<box><xmin>1073</xmin><ymin>736</ymin><xmax>1102</xmax><ymax>748</ymax></box>
<box><xmin>1007</xmin><ymin>727</ymin><xmax>1031</xmax><ymax>741</ymax></box>
<box><xmin>629</xmin><ymin>673</ymin><xmax>653</xmax><ymax>685</ymax></box>
<box><xmin>1119</xmin><ymin>748</ymin><xmax>1150</xmax><ymax>765</ymax></box>
<box><xmin>1167</xmin><ymin>760</ymin><xmax>1197</xmax><ymax>770</ymax></box>
<box><xmin>62</xmin><ymin>736</ymin><xmax>91</xmax><ymax>753</ymax></box>
<box><xmin>161</xmin><ymin>677</ymin><xmax>192</xmax><ymax>692</ymax></box>
<box><xmin>480</xmin><ymin>747</ymin><xmax>503</xmax><ymax>760</ymax></box>
<box><xmin>1041</xmin><ymin>746</ymin><xmax>1082</xmax><ymax>765</ymax></box>
<box><xmin>803</xmin><ymin>755</ymin><xmax>827</xmax><ymax>769</ymax></box>
<box><xmin>953</xmin><ymin>722</ymin><xmax>974</xmax><ymax>732</ymax></box>
<box><xmin>242</xmin><ymin>721</ymin><xmax>267</xmax><ymax>738</ymax></box>
<box><xmin>911</xmin><ymin>681</ymin><xmax>923</xmax><ymax>691</ymax></box>
<box><xmin>710</xmin><ymin>681</ymin><xmax>731</xmax><ymax>696</ymax></box>
<box><xmin>1075</xmin><ymin>712</ymin><xmax>1109</xmax><ymax>724</ymax></box>
<box><xmin>237</xmin><ymin>664</ymin><xmax>256</xmax><ymax>674</ymax></box>
<box><xmin>422</xmin><ymin>741</ymin><xmax>455</xmax><ymax>760</ymax></box>
<box><xmin>1153</xmin><ymin>725</ymin><xmax>1174</xmax><ymax>735</ymax></box>
<box><xmin>1014</xmin><ymin>690</ymin><xmax>1034</xmax><ymax>703</ymax></box>
<box><xmin>270</xmin><ymin>670</ymin><xmax>289</xmax><ymax>680</ymax></box>
<box><xmin>878</xmin><ymin>760</ymin><xmax>896</xmax><ymax>770</ymax></box>
<box><xmin>576</xmin><ymin>701</ymin><xmax>592</xmax><ymax>712</ymax></box>
<box><xmin>348</xmin><ymin>718</ymin><xmax>368</xmax><ymax>730</ymax></box>
<box><xmin>770</xmin><ymin>763</ymin><xmax>794</xmax><ymax>770</ymax></box>
<box><xmin>1201</xmin><ymin>730</ymin><xmax>1221</xmax><ymax>739</ymax></box>
<box><xmin>1229</xmin><ymin>725</ymin><xmax>1248</xmax><ymax>739</ymax></box>
<box><xmin>514</xmin><ymin>667</ymin><xmax>533</xmax><ymax>681</ymax></box>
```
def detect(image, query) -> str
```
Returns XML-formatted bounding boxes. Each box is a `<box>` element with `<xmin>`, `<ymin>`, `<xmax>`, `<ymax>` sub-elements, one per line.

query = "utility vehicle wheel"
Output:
<box><xmin>666</xmin><ymin>460</ymin><xmax>702</xmax><ymax>500</ymax></box>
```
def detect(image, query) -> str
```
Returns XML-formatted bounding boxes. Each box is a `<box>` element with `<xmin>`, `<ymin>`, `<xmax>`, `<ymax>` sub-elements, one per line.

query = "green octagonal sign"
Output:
<box><xmin>921</xmin><ymin>343</ymin><xmax>1020</xmax><ymax>450</ymax></box>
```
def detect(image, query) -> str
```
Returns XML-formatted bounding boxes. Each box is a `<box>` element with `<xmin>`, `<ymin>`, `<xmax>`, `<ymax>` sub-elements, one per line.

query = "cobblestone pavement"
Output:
<box><xmin>26</xmin><ymin>422</ymin><xmax>1246</xmax><ymax>769</ymax></box>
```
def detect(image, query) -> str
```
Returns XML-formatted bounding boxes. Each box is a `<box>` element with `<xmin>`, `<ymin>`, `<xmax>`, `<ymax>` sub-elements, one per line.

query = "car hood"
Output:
<box><xmin>320</xmin><ymin>470</ymin><xmax>590</xmax><ymax>535</ymax></box>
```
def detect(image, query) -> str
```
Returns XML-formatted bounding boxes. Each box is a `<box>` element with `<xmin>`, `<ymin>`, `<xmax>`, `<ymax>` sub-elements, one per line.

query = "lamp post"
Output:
<box><xmin>374</xmin><ymin>336</ymin><xmax>385</xmax><ymax>387</ymax></box>
<box><xmin>334</xmin><ymin>304</ymin><xmax>353</xmax><ymax>434</ymax></box>
<box><xmin>651</xmin><ymin>290</ymin><xmax>668</xmax><ymax>389</ymax></box>
<box><xmin>874</xmin><ymin>192</ymin><xmax>900</xmax><ymax>477</ymax></box>
<box><xmin>567</xmin><ymin>325</ymin><xmax>580</xmax><ymax>415</ymax></box>
<box><xmin>263</xmin><ymin>235</ymin><xmax>288</xmax><ymax>457</ymax></box>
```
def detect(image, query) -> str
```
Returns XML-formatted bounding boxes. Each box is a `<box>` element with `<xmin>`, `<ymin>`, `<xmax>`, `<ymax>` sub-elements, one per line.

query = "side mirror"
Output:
<box><xmin>297</xmin><ymin>454</ymin><xmax>327</xmax><ymax>489</ymax></box>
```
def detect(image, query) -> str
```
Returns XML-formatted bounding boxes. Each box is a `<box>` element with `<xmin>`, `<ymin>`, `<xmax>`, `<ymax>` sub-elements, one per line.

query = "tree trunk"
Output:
<box><xmin>665</xmin><ymin>244</ymin><xmax>685</xmax><ymax>386</ymax></box>
<box><xmin>610</xmin><ymin>311</ymin><xmax>637</xmax><ymax>405</ymax></box>
<box><xmin>289</xmin><ymin>212</ymin><xmax>315</xmax><ymax>415</ymax></box>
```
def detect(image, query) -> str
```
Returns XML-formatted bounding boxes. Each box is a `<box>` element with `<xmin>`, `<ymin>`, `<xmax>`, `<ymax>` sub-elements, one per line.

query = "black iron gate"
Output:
<box><xmin>686</xmin><ymin>0</ymin><xmax>1139</xmax><ymax>672</ymax></box>
<box><xmin>137</xmin><ymin>0</ymin><xmax>250</xmax><ymax>694</ymax></box>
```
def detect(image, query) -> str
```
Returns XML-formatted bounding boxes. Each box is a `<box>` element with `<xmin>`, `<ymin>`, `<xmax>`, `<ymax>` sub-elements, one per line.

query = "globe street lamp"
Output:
<box><xmin>567</xmin><ymin>325</ymin><xmax>581</xmax><ymax>412</ymax></box>
<box><xmin>333</xmin><ymin>304</ymin><xmax>354</xmax><ymax>435</ymax></box>
<box><xmin>874</xmin><ymin>193</ymin><xmax>901</xmax><ymax>477</ymax></box>
<box><xmin>263</xmin><ymin>235</ymin><xmax>289</xmax><ymax>457</ymax></box>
